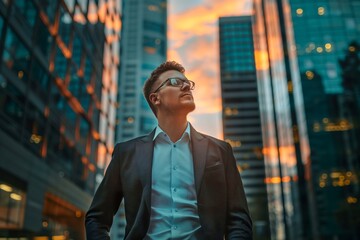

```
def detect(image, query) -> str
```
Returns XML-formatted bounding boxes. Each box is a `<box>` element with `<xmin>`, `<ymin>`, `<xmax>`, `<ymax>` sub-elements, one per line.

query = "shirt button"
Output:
<box><xmin>173</xmin><ymin>166</ymin><xmax>177</xmax><ymax>170</ymax></box>
<box><xmin>173</xmin><ymin>188</ymin><xmax>177</xmax><ymax>192</ymax></box>
<box><xmin>175</xmin><ymin>209</ymin><xmax>178</xmax><ymax>212</ymax></box>
<box><xmin>173</xmin><ymin>226</ymin><xmax>177</xmax><ymax>230</ymax></box>
<box><xmin>173</xmin><ymin>145</ymin><xmax>176</xmax><ymax>148</ymax></box>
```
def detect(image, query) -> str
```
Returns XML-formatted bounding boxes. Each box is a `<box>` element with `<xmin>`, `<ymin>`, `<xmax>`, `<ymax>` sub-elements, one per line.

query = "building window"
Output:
<box><xmin>13</xmin><ymin>0</ymin><xmax>37</xmax><ymax>29</ymax></box>
<box><xmin>0</xmin><ymin>13</ymin><xmax>4</xmax><ymax>36</ymax></box>
<box><xmin>33</xmin><ymin>17</ymin><xmax>53</xmax><ymax>61</ymax></box>
<box><xmin>0</xmin><ymin>181</ymin><xmax>26</xmax><ymax>229</ymax></box>
<box><xmin>42</xmin><ymin>193</ymin><xmax>85</xmax><ymax>239</ymax></box>
<box><xmin>2</xmin><ymin>28</ymin><xmax>31</xmax><ymax>82</ymax></box>
<box><xmin>0</xmin><ymin>76</ymin><xmax>26</xmax><ymax>134</ymax></box>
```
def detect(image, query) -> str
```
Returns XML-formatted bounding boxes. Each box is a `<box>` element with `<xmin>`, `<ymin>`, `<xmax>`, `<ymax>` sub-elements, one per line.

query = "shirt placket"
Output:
<box><xmin>170</xmin><ymin>141</ymin><xmax>178</xmax><ymax>237</ymax></box>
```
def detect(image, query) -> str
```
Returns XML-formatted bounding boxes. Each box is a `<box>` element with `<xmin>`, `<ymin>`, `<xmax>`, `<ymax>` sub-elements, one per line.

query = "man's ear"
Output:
<box><xmin>149</xmin><ymin>93</ymin><xmax>160</xmax><ymax>106</ymax></box>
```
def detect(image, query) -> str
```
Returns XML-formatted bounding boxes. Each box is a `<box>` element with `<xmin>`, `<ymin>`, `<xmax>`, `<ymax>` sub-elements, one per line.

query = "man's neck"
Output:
<box><xmin>157</xmin><ymin>114</ymin><xmax>188</xmax><ymax>143</ymax></box>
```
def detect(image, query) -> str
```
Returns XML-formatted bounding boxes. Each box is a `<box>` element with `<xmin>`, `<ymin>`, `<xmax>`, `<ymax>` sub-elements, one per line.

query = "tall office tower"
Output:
<box><xmin>0</xmin><ymin>0</ymin><xmax>120</xmax><ymax>239</ymax></box>
<box><xmin>116</xmin><ymin>0</ymin><xmax>167</xmax><ymax>142</ymax></box>
<box><xmin>219</xmin><ymin>16</ymin><xmax>270</xmax><ymax>240</ymax></box>
<box><xmin>112</xmin><ymin>0</ymin><xmax>167</xmax><ymax>238</ymax></box>
<box><xmin>252</xmin><ymin>0</ymin><xmax>312</xmax><ymax>239</ymax></box>
<box><xmin>288</xmin><ymin>0</ymin><xmax>360</xmax><ymax>238</ymax></box>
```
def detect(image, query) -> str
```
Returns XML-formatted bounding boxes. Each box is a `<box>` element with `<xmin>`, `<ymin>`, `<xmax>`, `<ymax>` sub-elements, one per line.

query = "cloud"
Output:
<box><xmin>168</xmin><ymin>0</ymin><xmax>253</xmax><ymax>137</ymax></box>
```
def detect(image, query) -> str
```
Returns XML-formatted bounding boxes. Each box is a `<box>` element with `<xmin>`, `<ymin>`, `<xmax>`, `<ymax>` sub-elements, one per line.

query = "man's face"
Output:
<box><xmin>151</xmin><ymin>70</ymin><xmax>196</xmax><ymax>116</ymax></box>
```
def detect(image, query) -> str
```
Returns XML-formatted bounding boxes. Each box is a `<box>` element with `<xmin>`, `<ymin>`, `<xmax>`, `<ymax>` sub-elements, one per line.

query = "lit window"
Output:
<box><xmin>0</xmin><ymin>182</ymin><xmax>26</xmax><ymax>229</ymax></box>
<box><xmin>225</xmin><ymin>139</ymin><xmax>241</xmax><ymax>148</ymax></box>
<box><xmin>296</xmin><ymin>8</ymin><xmax>303</xmax><ymax>16</ymax></box>
<box><xmin>316</xmin><ymin>47</ymin><xmax>323</xmax><ymax>53</ymax></box>
<box><xmin>318</xmin><ymin>7</ymin><xmax>325</xmax><ymax>15</ymax></box>
<box><xmin>224</xmin><ymin>107</ymin><xmax>239</xmax><ymax>116</ymax></box>
<box><xmin>325</xmin><ymin>43</ymin><xmax>332</xmax><ymax>52</ymax></box>
<box><xmin>288</xmin><ymin>82</ymin><xmax>293</xmax><ymax>92</ymax></box>
<box><xmin>349</xmin><ymin>46</ymin><xmax>356</xmax><ymax>52</ymax></box>
<box><xmin>305</xmin><ymin>70</ymin><xmax>314</xmax><ymax>80</ymax></box>
<box><xmin>148</xmin><ymin>5</ymin><xmax>159</xmax><ymax>11</ymax></box>
<box><xmin>127</xmin><ymin>117</ymin><xmax>134</xmax><ymax>123</ymax></box>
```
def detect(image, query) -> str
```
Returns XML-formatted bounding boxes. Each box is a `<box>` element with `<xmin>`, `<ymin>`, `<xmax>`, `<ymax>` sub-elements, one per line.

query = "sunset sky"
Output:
<box><xmin>168</xmin><ymin>0</ymin><xmax>253</xmax><ymax>139</ymax></box>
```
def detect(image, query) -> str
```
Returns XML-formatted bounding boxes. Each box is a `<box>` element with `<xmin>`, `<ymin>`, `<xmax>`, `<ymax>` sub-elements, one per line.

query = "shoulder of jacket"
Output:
<box><xmin>113</xmin><ymin>134</ymin><xmax>150</xmax><ymax>151</ymax></box>
<box><xmin>196</xmin><ymin>132</ymin><xmax>230</xmax><ymax>150</ymax></box>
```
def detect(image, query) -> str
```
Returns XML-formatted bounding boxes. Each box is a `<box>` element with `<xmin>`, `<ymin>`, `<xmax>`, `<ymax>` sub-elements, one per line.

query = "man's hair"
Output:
<box><xmin>143</xmin><ymin>61</ymin><xmax>185</xmax><ymax>116</ymax></box>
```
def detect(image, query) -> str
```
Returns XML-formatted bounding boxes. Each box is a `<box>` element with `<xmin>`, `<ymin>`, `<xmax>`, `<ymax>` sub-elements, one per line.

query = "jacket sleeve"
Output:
<box><xmin>85</xmin><ymin>144</ymin><xmax>123</xmax><ymax>240</ymax></box>
<box><xmin>224</xmin><ymin>142</ymin><xmax>253</xmax><ymax>239</ymax></box>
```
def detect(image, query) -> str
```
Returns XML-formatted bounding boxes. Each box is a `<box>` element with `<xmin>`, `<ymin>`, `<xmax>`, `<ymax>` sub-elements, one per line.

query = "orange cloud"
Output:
<box><xmin>168</xmin><ymin>0</ymin><xmax>252</xmax><ymax>137</ymax></box>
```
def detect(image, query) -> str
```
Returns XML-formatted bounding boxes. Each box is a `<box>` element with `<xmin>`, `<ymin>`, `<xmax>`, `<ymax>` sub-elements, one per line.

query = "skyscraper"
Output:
<box><xmin>0</xmin><ymin>0</ymin><xmax>120</xmax><ymax>239</ymax></box>
<box><xmin>219</xmin><ymin>16</ymin><xmax>270</xmax><ymax>240</ymax></box>
<box><xmin>116</xmin><ymin>0</ymin><xmax>167</xmax><ymax>142</ymax></box>
<box><xmin>112</xmin><ymin>0</ymin><xmax>167</xmax><ymax>237</ymax></box>
<box><xmin>252</xmin><ymin>0</ymin><xmax>312</xmax><ymax>238</ymax></box>
<box><xmin>289</xmin><ymin>0</ymin><xmax>360</xmax><ymax>238</ymax></box>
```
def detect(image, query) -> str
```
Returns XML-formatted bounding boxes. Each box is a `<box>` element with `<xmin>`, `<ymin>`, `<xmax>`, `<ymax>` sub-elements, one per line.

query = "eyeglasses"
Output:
<box><xmin>152</xmin><ymin>77</ymin><xmax>195</xmax><ymax>93</ymax></box>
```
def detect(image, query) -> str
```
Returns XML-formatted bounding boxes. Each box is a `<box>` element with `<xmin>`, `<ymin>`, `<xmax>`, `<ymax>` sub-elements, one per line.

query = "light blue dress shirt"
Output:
<box><xmin>145</xmin><ymin>123</ymin><xmax>201</xmax><ymax>240</ymax></box>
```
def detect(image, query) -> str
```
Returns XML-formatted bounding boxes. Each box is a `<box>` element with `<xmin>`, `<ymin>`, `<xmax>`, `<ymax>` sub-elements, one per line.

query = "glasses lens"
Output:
<box><xmin>169</xmin><ymin>78</ymin><xmax>180</xmax><ymax>86</ymax></box>
<box><xmin>167</xmin><ymin>78</ymin><xmax>195</xmax><ymax>90</ymax></box>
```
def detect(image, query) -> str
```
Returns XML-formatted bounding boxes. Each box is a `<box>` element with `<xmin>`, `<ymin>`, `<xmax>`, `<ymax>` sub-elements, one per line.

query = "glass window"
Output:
<box><xmin>143</xmin><ymin>20</ymin><xmax>165</xmax><ymax>34</ymax></box>
<box><xmin>79</xmin><ymin>85</ymin><xmax>91</xmax><ymax>112</ymax></box>
<box><xmin>143</xmin><ymin>36</ymin><xmax>165</xmax><ymax>56</ymax></box>
<box><xmin>72</xmin><ymin>34</ymin><xmax>83</xmax><ymax>68</ymax></box>
<box><xmin>74</xmin><ymin>5</ymin><xmax>86</xmax><ymax>25</ymax></box>
<box><xmin>33</xmin><ymin>17</ymin><xmax>53</xmax><ymax>61</ymax></box>
<box><xmin>0</xmin><ymin>16</ymin><xmax>3</xmax><ymax>38</ymax></box>
<box><xmin>78</xmin><ymin>0</ymin><xmax>88</xmax><ymax>13</ymax></box>
<box><xmin>79</xmin><ymin>117</ymin><xmax>89</xmax><ymax>149</ymax></box>
<box><xmin>2</xmin><ymin>28</ymin><xmax>30</xmax><ymax>82</ymax></box>
<box><xmin>0</xmin><ymin>75</ymin><xmax>26</xmax><ymax>134</ymax></box>
<box><xmin>29</xmin><ymin>58</ymin><xmax>50</xmax><ymax>101</ymax></box>
<box><xmin>13</xmin><ymin>0</ymin><xmax>37</xmax><ymax>29</ymax></box>
<box><xmin>0</xmin><ymin>181</ymin><xmax>26</xmax><ymax>229</ymax></box>
<box><xmin>47</xmin><ymin>132</ymin><xmax>75</xmax><ymax>178</ymax></box>
<box><xmin>59</xmin><ymin>6</ymin><xmax>73</xmax><ymax>47</ymax></box>
<box><xmin>42</xmin><ymin>193</ymin><xmax>85</xmax><ymax>239</ymax></box>
<box><xmin>38</xmin><ymin>0</ymin><xmax>58</xmax><ymax>25</ymax></box>
<box><xmin>87</xmin><ymin>0</ymin><xmax>98</xmax><ymax>24</ymax></box>
<box><xmin>69</xmin><ymin>65</ymin><xmax>81</xmax><ymax>99</ymax></box>
<box><xmin>24</xmin><ymin>102</ymin><xmax>46</xmax><ymax>156</ymax></box>
<box><xmin>83</xmin><ymin>56</ymin><xmax>92</xmax><ymax>81</ymax></box>
<box><xmin>64</xmin><ymin>0</ymin><xmax>75</xmax><ymax>13</ymax></box>
<box><xmin>54</xmin><ymin>46</ymin><xmax>68</xmax><ymax>80</ymax></box>
<box><xmin>63</xmin><ymin>102</ymin><xmax>77</xmax><ymax>141</ymax></box>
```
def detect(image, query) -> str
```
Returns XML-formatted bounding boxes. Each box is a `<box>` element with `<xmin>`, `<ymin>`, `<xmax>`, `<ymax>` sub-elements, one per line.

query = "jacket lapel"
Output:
<box><xmin>135</xmin><ymin>130</ymin><xmax>155</xmax><ymax>211</ymax></box>
<box><xmin>190</xmin><ymin>125</ymin><xmax>209</xmax><ymax>194</ymax></box>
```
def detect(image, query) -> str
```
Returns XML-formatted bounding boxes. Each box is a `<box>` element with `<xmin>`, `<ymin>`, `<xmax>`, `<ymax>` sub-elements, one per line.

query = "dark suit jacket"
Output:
<box><xmin>85</xmin><ymin>125</ymin><xmax>252</xmax><ymax>239</ymax></box>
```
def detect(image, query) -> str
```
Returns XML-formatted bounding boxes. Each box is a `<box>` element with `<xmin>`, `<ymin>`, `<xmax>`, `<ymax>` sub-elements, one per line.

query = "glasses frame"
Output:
<box><xmin>152</xmin><ymin>77</ymin><xmax>195</xmax><ymax>93</ymax></box>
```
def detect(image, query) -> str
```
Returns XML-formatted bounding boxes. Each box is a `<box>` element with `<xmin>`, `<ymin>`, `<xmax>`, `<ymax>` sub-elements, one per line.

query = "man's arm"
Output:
<box><xmin>85</xmin><ymin>144</ymin><xmax>123</xmax><ymax>240</ymax></box>
<box><xmin>225</xmin><ymin>142</ymin><xmax>253</xmax><ymax>239</ymax></box>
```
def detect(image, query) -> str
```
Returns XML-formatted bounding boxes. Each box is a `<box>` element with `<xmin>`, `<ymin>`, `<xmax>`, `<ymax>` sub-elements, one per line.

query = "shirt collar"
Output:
<box><xmin>153</xmin><ymin>122</ymin><xmax>191</xmax><ymax>142</ymax></box>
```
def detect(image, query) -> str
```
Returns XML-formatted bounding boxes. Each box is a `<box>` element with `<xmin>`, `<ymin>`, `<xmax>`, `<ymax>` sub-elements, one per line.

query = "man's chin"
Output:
<box><xmin>186</xmin><ymin>102</ymin><xmax>196</xmax><ymax>112</ymax></box>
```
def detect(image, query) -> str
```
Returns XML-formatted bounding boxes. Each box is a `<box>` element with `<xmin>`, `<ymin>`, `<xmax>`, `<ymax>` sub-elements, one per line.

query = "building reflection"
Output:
<box><xmin>219</xmin><ymin>16</ymin><xmax>271</xmax><ymax>239</ymax></box>
<box><xmin>0</xmin><ymin>0</ymin><xmax>120</xmax><ymax>239</ymax></box>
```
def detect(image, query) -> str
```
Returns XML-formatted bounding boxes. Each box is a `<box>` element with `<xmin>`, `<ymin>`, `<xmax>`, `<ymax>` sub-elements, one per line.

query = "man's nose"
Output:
<box><xmin>181</xmin><ymin>82</ymin><xmax>191</xmax><ymax>91</ymax></box>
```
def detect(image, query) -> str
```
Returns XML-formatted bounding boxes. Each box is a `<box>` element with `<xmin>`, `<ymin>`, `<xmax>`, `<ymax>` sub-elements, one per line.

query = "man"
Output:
<box><xmin>85</xmin><ymin>61</ymin><xmax>252</xmax><ymax>239</ymax></box>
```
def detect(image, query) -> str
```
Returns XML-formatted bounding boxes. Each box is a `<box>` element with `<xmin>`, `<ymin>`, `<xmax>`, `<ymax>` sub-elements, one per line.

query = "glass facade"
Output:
<box><xmin>252</xmin><ymin>0</ymin><xmax>310</xmax><ymax>239</ymax></box>
<box><xmin>116</xmin><ymin>0</ymin><xmax>167</xmax><ymax>142</ymax></box>
<box><xmin>113</xmin><ymin>0</ymin><xmax>167</xmax><ymax>237</ymax></box>
<box><xmin>0</xmin><ymin>0</ymin><xmax>120</xmax><ymax>239</ymax></box>
<box><xmin>219</xmin><ymin>16</ymin><xmax>270</xmax><ymax>240</ymax></box>
<box><xmin>289</xmin><ymin>0</ymin><xmax>360</xmax><ymax>238</ymax></box>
